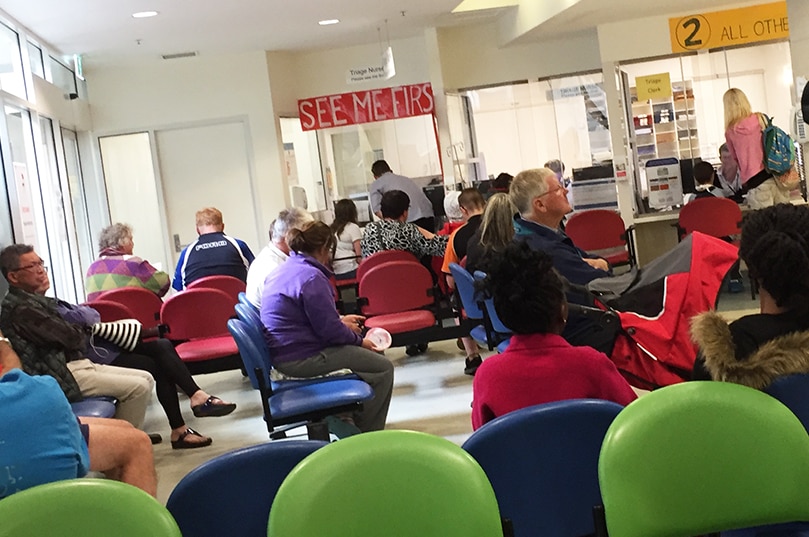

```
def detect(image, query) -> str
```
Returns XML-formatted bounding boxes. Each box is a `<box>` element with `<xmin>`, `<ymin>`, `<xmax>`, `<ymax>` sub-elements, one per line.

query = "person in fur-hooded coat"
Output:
<box><xmin>691</xmin><ymin>204</ymin><xmax>809</xmax><ymax>384</ymax></box>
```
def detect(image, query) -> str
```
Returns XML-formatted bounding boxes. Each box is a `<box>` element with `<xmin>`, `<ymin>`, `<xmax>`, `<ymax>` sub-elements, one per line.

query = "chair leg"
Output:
<box><xmin>593</xmin><ymin>505</ymin><xmax>609</xmax><ymax>537</ymax></box>
<box><xmin>306</xmin><ymin>420</ymin><xmax>330</xmax><ymax>441</ymax></box>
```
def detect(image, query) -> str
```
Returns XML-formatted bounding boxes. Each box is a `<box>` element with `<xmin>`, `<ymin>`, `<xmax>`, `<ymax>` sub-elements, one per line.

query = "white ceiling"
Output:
<box><xmin>0</xmin><ymin>0</ymin><xmax>772</xmax><ymax>67</ymax></box>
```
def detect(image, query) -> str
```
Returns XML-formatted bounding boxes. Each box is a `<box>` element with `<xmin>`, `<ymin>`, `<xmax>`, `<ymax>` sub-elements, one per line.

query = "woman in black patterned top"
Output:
<box><xmin>360</xmin><ymin>190</ymin><xmax>448</xmax><ymax>259</ymax></box>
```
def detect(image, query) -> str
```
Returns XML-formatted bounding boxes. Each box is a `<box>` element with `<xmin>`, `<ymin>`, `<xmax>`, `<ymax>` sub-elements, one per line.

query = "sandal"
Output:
<box><xmin>171</xmin><ymin>428</ymin><xmax>212</xmax><ymax>450</ymax></box>
<box><xmin>192</xmin><ymin>396</ymin><xmax>237</xmax><ymax>418</ymax></box>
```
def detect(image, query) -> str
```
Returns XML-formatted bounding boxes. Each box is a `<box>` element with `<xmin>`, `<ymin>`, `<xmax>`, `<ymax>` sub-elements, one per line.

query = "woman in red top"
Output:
<box><xmin>471</xmin><ymin>242</ymin><xmax>636</xmax><ymax>429</ymax></box>
<box><xmin>723</xmin><ymin>88</ymin><xmax>790</xmax><ymax>209</ymax></box>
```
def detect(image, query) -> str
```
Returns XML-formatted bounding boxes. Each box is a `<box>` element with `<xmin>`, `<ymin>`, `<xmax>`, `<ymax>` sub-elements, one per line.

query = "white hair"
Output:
<box><xmin>271</xmin><ymin>208</ymin><xmax>314</xmax><ymax>244</ymax></box>
<box><xmin>443</xmin><ymin>191</ymin><xmax>463</xmax><ymax>222</ymax></box>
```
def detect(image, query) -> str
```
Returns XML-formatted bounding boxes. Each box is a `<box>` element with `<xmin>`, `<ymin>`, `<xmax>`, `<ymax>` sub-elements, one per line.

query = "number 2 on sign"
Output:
<box><xmin>676</xmin><ymin>15</ymin><xmax>711</xmax><ymax>50</ymax></box>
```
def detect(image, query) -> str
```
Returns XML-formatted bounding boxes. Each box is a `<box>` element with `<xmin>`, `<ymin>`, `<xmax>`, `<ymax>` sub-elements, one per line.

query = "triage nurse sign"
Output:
<box><xmin>298</xmin><ymin>83</ymin><xmax>435</xmax><ymax>131</ymax></box>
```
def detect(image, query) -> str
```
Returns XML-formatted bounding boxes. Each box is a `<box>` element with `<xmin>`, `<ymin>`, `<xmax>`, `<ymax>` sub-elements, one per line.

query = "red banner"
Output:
<box><xmin>298</xmin><ymin>83</ymin><xmax>434</xmax><ymax>131</ymax></box>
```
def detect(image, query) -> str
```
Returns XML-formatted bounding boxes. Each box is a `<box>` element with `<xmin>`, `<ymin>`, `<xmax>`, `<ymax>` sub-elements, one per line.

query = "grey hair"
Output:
<box><xmin>98</xmin><ymin>223</ymin><xmax>134</xmax><ymax>251</ymax></box>
<box><xmin>271</xmin><ymin>208</ymin><xmax>314</xmax><ymax>244</ymax></box>
<box><xmin>509</xmin><ymin>168</ymin><xmax>557</xmax><ymax>216</ymax></box>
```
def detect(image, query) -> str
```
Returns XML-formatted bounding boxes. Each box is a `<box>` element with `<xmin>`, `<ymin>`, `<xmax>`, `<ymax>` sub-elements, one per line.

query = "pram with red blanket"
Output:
<box><xmin>585</xmin><ymin>231</ymin><xmax>739</xmax><ymax>390</ymax></box>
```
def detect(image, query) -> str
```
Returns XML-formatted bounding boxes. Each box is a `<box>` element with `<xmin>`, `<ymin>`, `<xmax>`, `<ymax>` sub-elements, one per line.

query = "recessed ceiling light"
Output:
<box><xmin>318</xmin><ymin>19</ymin><xmax>340</xmax><ymax>26</ymax></box>
<box><xmin>132</xmin><ymin>11</ymin><xmax>159</xmax><ymax>18</ymax></box>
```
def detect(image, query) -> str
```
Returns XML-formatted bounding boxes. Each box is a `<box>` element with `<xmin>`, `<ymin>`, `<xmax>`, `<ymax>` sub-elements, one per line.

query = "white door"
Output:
<box><xmin>155</xmin><ymin>121</ymin><xmax>261</xmax><ymax>270</ymax></box>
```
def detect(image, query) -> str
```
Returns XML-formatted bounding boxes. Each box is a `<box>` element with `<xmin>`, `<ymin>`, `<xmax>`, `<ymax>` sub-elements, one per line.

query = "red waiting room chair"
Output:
<box><xmin>565</xmin><ymin>210</ymin><xmax>636</xmax><ymax>268</ymax></box>
<box><xmin>160</xmin><ymin>288</ymin><xmax>241</xmax><ymax>373</ymax></box>
<box><xmin>187</xmin><ymin>275</ymin><xmax>246</xmax><ymax>304</ymax></box>
<box><xmin>357</xmin><ymin>260</ymin><xmax>438</xmax><ymax>347</ymax></box>
<box><xmin>91</xmin><ymin>287</ymin><xmax>164</xmax><ymax>332</ymax></box>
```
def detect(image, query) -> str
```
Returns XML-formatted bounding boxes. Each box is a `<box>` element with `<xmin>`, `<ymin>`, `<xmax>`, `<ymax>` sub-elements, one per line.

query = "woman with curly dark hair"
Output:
<box><xmin>692</xmin><ymin>204</ymin><xmax>809</xmax><ymax>385</ymax></box>
<box><xmin>471</xmin><ymin>241</ymin><xmax>636</xmax><ymax>429</ymax></box>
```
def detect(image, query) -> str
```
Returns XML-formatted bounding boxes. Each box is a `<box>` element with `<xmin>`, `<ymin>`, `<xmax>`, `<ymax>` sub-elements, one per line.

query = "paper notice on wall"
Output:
<box><xmin>13</xmin><ymin>162</ymin><xmax>38</xmax><ymax>246</ymax></box>
<box><xmin>284</xmin><ymin>142</ymin><xmax>298</xmax><ymax>186</ymax></box>
<box><xmin>570</xmin><ymin>178</ymin><xmax>619</xmax><ymax>211</ymax></box>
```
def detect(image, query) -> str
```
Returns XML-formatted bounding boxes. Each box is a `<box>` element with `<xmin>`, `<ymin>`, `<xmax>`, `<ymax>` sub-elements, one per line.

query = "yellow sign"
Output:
<box><xmin>636</xmin><ymin>73</ymin><xmax>672</xmax><ymax>102</ymax></box>
<box><xmin>669</xmin><ymin>1</ymin><xmax>789</xmax><ymax>53</ymax></box>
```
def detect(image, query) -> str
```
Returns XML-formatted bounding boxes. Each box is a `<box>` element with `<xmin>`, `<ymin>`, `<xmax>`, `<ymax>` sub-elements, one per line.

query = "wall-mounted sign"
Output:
<box><xmin>346</xmin><ymin>66</ymin><xmax>388</xmax><ymax>84</ymax></box>
<box><xmin>346</xmin><ymin>46</ymin><xmax>396</xmax><ymax>85</ymax></box>
<box><xmin>635</xmin><ymin>73</ymin><xmax>672</xmax><ymax>102</ymax></box>
<box><xmin>669</xmin><ymin>1</ymin><xmax>788</xmax><ymax>53</ymax></box>
<box><xmin>298</xmin><ymin>83</ymin><xmax>434</xmax><ymax>131</ymax></box>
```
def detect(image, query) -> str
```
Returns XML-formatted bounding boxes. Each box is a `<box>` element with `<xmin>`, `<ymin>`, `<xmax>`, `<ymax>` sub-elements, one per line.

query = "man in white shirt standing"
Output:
<box><xmin>245</xmin><ymin>208</ymin><xmax>313</xmax><ymax>307</ymax></box>
<box><xmin>369</xmin><ymin>160</ymin><xmax>435</xmax><ymax>232</ymax></box>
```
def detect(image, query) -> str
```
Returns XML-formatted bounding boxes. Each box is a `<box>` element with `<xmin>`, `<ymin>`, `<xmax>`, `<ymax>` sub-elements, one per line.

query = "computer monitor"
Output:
<box><xmin>423</xmin><ymin>185</ymin><xmax>446</xmax><ymax>217</ymax></box>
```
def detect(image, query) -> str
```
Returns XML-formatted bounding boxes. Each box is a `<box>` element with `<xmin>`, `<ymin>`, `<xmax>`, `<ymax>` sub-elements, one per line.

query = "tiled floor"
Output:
<box><xmin>147</xmin><ymin>281</ymin><xmax>760</xmax><ymax>504</ymax></box>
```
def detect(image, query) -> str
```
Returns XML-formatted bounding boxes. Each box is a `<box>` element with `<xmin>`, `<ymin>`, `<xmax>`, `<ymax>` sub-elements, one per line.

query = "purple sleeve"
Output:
<box><xmin>299</xmin><ymin>276</ymin><xmax>362</xmax><ymax>347</ymax></box>
<box><xmin>56</xmin><ymin>301</ymin><xmax>101</xmax><ymax>326</ymax></box>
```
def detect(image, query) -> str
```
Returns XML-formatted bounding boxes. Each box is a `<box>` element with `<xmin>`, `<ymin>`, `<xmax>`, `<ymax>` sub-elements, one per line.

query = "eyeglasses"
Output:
<box><xmin>538</xmin><ymin>184</ymin><xmax>567</xmax><ymax>198</ymax></box>
<box><xmin>12</xmin><ymin>260</ymin><xmax>47</xmax><ymax>273</ymax></box>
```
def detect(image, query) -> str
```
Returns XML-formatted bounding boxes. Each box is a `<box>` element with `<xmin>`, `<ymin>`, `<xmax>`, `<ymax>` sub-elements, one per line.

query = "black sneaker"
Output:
<box><xmin>406</xmin><ymin>343</ymin><xmax>429</xmax><ymax>356</ymax></box>
<box><xmin>464</xmin><ymin>355</ymin><xmax>483</xmax><ymax>376</ymax></box>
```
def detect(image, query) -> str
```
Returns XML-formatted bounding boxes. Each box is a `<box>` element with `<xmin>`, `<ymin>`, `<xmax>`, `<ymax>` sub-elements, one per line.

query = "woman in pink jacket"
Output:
<box><xmin>723</xmin><ymin>88</ymin><xmax>790</xmax><ymax>209</ymax></box>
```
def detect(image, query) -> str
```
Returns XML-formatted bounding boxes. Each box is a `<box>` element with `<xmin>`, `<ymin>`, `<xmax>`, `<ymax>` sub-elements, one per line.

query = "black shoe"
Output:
<box><xmin>464</xmin><ymin>355</ymin><xmax>483</xmax><ymax>376</ymax></box>
<box><xmin>405</xmin><ymin>343</ymin><xmax>429</xmax><ymax>356</ymax></box>
<box><xmin>148</xmin><ymin>433</ymin><xmax>163</xmax><ymax>445</ymax></box>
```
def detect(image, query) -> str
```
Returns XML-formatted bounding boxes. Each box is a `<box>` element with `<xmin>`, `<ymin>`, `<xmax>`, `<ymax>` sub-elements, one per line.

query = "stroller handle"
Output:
<box><xmin>568</xmin><ymin>304</ymin><xmax>620</xmax><ymax>329</ymax></box>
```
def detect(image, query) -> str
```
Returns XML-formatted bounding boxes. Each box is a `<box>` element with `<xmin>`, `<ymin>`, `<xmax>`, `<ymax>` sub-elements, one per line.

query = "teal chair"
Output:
<box><xmin>267</xmin><ymin>430</ymin><xmax>508</xmax><ymax>537</ymax></box>
<box><xmin>597</xmin><ymin>382</ymin><xmax>809</xmax><ymax>537</ymax></box>
<box><xmin>0</xmin><ymin>479</ymin><xmax>181</xmax><ymax>537</ymax></box>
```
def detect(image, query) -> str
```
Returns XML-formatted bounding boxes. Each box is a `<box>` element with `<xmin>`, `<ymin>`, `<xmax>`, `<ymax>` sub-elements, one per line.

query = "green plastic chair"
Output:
<box><xmin>267</xmin><ymin>430</ymin><xmax>506</xmax><ymax>537</ymax></box>
<box><xmin>0</xmin><ymin>479</ymin><xmax>182</xmax><ymax>537</ymax></box>
<box><xmin>597</xmin><ymin>382</ymin><xmax>809</xmax><ymax>537</ymax></box>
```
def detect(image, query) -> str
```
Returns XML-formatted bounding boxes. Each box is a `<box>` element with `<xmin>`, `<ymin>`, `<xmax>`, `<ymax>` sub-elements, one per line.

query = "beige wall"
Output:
<box><xmin>787</xmin><ymin>0</ymin><xmax>809</xmax><ymax>80</ymax></box>
<box><xmin>437</xmin><ymin>23</ymin><xmax>601</xmax><ymax>90</ymax></box>
<box><xmin>288</xmin><ymin>36</ymin><xmax>432</xmax><ymax>102</ymax></box>
<box><xmin>598</xmin><ymin>1</ymin><xmax>778</xmax><ymax>63</ymax></box>
<box><xmin>86</xmin><ymin>50</ymin><xmax>283</xmax><ymax>237</ymax></box>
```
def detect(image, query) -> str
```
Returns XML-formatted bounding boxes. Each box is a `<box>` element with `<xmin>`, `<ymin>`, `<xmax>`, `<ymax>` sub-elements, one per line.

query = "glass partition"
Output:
<box><xmin>280</xmin><ymin>117</ymin><xmax>327</xmax><ymax>217</ymax></box>
<box><xmin>36</xmin><ymin>117</ymin><xmax>82</xmax><ymax>302</ymax></box>
<box><xmin>62</xmin><ymin>128</ymin><xmax>94</xmax><ymax>294</ymax></box>
<box><xmin>49</xmin><ymin>55</ymin><xmax>77</xmax><ymax>96</ymax></box>
<box><xmin>465</xmin><ymin>71</ymin><xmax>612</xmax><ymax>183</ymax></box>
<box><xmin>620</xmin><ymin>40</ymin><xmax>794</xmax><ymax>213</ymax></box>
<box><xmin>27</xmin><ymin>41</ymin><xmax>44</xmax><ymax>79</ymax></box>
<box><xmin>0</xmin><ymin>23</ymin><xmax>26</xmax><ymax>99</ymax></box>
<box><xmin>316</xmin><ymin>115</ymin><xmax>441</xmax><ymax>221</ymax></box>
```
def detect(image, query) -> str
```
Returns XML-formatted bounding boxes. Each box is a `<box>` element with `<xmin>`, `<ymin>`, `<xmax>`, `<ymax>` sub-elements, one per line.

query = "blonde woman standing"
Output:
<box><xmin>723</xmin><ymin>88</ymin><xmax>789</xmax><ymax>209</ymax></box>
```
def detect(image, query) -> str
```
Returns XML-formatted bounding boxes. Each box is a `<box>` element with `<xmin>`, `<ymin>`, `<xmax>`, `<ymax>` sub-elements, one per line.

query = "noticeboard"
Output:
<box><xmin>646</xmin><ymin>157</ymin><xmax>683</xmax><ymax>209</ymax></box>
